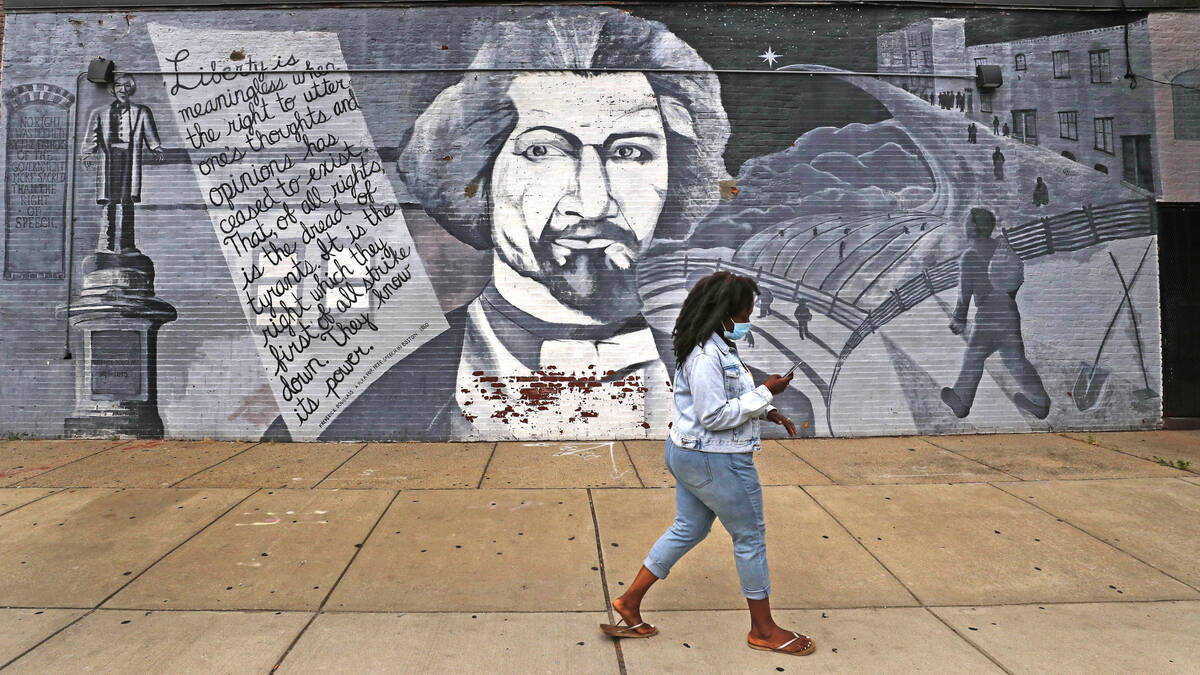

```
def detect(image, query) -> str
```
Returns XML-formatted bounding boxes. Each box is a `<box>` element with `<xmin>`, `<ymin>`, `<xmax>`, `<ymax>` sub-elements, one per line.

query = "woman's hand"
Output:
<box><xmin>764</xmin><ymin>372</ymin><xmax>793</xmax><ymax>395</ymax></box>
<box><xmin>766</xmin><ymin>409</ymin><xmax>797</xmax><ymax>437</ymax></box>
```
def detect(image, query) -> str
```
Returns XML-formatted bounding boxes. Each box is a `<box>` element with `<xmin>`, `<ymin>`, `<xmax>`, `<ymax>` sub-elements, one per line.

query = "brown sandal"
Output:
<box><xmin>748</xmin><ymin>631</ymin><xmax>815</xmax><ymax>655</ymax></box>
<box><xmin>600</xmin><ymin>618</ymin><xmax>658</xmax><ymax>639</ymax></box>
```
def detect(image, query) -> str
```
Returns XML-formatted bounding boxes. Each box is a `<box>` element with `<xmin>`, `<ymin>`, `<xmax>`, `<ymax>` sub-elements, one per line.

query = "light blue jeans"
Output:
<box><xmin>643</xmin><ymin>438</ymin><xmax>770</xmax><ymax>599</ymax></box>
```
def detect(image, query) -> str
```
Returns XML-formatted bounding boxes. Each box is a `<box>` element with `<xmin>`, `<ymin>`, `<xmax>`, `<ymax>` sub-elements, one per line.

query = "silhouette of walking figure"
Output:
<box><xmin>992</xmin><ymin>147</ymin><xmax>1005</xmax><ymax>181</ymax></box>
<box><xmin>758</xmin><ymin>286</ymin><xmax>774</xmax><ymax>318</ymax></box>
<box><xmin>793</xmin><ymin>300</ymin><xmax>811</xmax><ymax>340</ymax></box>
<box><xmin>1001</xmin><ymin>122</ymin><xmax>1010</xmax><ymax>136</ymax></box>
<box><xmin>967</xmin><ymin>123</ymin><xmax>977</xmax><ymax>144</ymax></box>
<box><xmin>838</xmin><ymin>241</ymin><xmax>846</xmax><ymax>260</ymax></box>
<box><xmin>812</xmin><ymin>226</ymin><xmax>818</xmax><ymax>238</ymax></box>
<box><xmin>1032</xmin><ymin>177</ymin><xmax>1049</xmax><ymax>207</ymax></box>
<box><xmin>941</xmin><ymin>208</ymin><xmax>1050</xmax><ymax>420</ymax></box>
<box><xmin>992</xmin><ymin>116</ymin><xmax>1000</xmax><ymax>135</ymax></box>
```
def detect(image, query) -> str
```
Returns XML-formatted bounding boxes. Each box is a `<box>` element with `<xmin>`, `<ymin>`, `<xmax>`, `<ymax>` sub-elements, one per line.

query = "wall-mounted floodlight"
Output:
<box><xmin>976</xmin><ymin>64</ymin><xmax>1003</xmax><ymax>90</ymax></box>
<box><xmin>87</xmin><ymin>57</ymin><xmax>116</xmax><ymax>84</ymax></box>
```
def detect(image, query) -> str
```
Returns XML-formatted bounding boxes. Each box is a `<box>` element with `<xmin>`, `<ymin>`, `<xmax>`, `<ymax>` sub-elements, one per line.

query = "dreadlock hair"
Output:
<box><xmin>672</xmin><ymin>271</ymin><xmax>760</xmax><ymax>366</ymax></box>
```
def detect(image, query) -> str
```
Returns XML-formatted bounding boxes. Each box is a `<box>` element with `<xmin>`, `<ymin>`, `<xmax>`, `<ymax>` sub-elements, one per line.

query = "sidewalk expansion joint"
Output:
<box><xmin>0</xmin><ymin>487</ymin><xmax>265</xmax><ymax>672</ymax></box>
<box><xmin>271</xmin><ymin>487</ymin><xmax>404</xmax><ymax>673</ymax></box>
<box><xmin>0</xmin><ymin>487</ymin><xmax>68</xmax><ymax>518</ymax></box>
<box><xmin>310</xmin><ymin>442</ymin><xmax>370</xmax><ymax>489</ymax></box>
<box><xmin>770</xmin><ymin>440</ymin><xmax>836</xmax><ymax>484</ymax></box>
<box><xmin>1056</xmin><ymin>432</ymin><xmax>1199</xmax><ymax>475</ymax></box>
<box><xmin>587</xmin><ymin>487</ymin><xmax>628</xmax><ymax>675</ymax></box>
<box><xmin>987</xmin><ymin>482</ymin><xmax>1200</xmax><ymax>595</ymax></box>
<box><xmin>919</xmin><ymin>437</ymin><xmax>1024</xmax><ymax>481</ymax></box>
<box><xmin>921</xmin><ymin>605</ymin><xmax>1015</xmax><ymax>675</ymax></box>
<box><xmin>168</xmin><ymin>441</ymin><xmax>264</xmax><ymax>488</ymax></box>
<box><xmin>804</xmin><ymin>483</ymin><xmax>1015</xmax><ymax>672</ymax></box>
<box><xmin>477</xmin><ymin>442</ymin><xmax>498</xmax><ymax>489</ymax></box>
<box><xmin>799</xmin><ymin>485</ymin><xmax>924</xmax><ymax>607</ymax></box>
<box><xmin>619</xmin><ymin>442</ymin><xmax>646</xmax><ymax>488</ymax></box>
<box><xmin>3</xmin><ymin>438</ymin><xmax>135</xmax><ymax>488</ymax></box>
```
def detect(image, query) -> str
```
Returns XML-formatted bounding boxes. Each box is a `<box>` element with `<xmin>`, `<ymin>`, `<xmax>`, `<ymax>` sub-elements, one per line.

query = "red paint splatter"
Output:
<box><xmin>0</xmin><ymin>466</ymin><xmax>53</xmax><ymax>479</ymax></box>
<box><xmin>464</xmin><ymin>367</ymin><xmax>653</xmax><ymax>428</ymax></box>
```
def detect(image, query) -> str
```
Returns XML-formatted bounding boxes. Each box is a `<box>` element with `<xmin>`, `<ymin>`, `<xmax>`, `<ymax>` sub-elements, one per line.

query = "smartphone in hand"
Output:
<box><xmin>783</xmin><ymin>361</ymin><xmax>803</xmax><ymax>378</ymax></box>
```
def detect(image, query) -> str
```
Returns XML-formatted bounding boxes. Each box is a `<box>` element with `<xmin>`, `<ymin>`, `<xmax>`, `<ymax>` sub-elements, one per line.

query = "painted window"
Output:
<box><xmin>1053</xmin><ymin>50</ymin><xmax>1071</xmax><ymax>79</ymax></box>
<box><xmin>1012</xmin><ymin>109</ymin><xmax>1038</xmax><ymax>145</ymax></box>
<box><xmin>1171</xmin><ymin>69</ymin><xmax>1200</xmax><ymax>140</ymax></box>
<box><xmin>908</xmin><ymin>50</ymin><xmax>918</xmax><ymax>69</ymax></box>
<box><xmin>1094</xmin><ymin>117</ymin><xmax>1115</xmax><ymax>154</ymax></box>
<box><xmin>922</xmin><ymin>51</ymin><xmax>932</xmax><ymax>67</ymax></box>
<box><xmin>974</xmin><ymin>57</ymin><xmax>988</xmax><ymax>67</ymax></box>
<box><xmin>326</xmin><ymin>249</ymin><xmax>373</xmax><ymax>315</ymax></box>
<box><xmin>1015</xmin><ymin>53</ymin><xmax>1027</xmax><ymax>71</ymax></box>
<box><xmin>253</xmin><ymin>245</ymin><xmax>307</xmax><ymax>328</ymax></box>
<box><xmin>1058</xmin><ymin>111</ymin><xmax>1078</xmax><ymax>140</ymax></box>
<box><xmin>981</xmin><ymin>92</ymin><xmax>993</xmax><ymax>113</ymax></box>
<box><xmin>1121</xmin><ymin>135</ymin><xmax>1154</xmax><ymax>191</ymax></box>
<box><xmin>1089</xmin><ymin>50</ymin><xmax>1111</xmax><ymax>83</ymax></box>
<box><xmin>920</xmin><ymin>31</ymin><xmax>931</xmax><ymax>46</ymax></box>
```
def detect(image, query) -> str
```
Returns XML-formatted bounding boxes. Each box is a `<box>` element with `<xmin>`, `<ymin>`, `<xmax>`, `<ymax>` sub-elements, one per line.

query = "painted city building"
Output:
<box><xmin>1146</xmin><ymin>11</ymin><xmax>1200</xmax><ymax>202</ymax></box>
<box><xmin>965</xmin><ymin>20</ymin><xmax>1159</xmax><ymax>196</ymax></box>
<box><xmin>881</xmin><ymin>17</ymin><xmax>1187</xmax><ymax>198</ymax></box>
<box><xmin>0</xmin><ymin>3</ymin><xmax>1195</xmax><ymax>442</ymax></box>
<box><xmin>877</xmin><ymin>18</ymin><xmax>972</xmax><ymax>112</ymax></box>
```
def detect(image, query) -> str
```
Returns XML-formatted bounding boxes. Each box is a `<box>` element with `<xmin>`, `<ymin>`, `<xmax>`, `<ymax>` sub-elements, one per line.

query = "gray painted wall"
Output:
<box><xmin>0</xmin><ymin>5</ymin><xmax>1183</xmax><ymax>440</ymax></box>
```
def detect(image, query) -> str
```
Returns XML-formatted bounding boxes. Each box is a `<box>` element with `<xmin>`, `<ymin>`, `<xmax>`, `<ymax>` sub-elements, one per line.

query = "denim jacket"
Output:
<box><xmin>669</xmin><ymin>333</ymin><xmax>775</xmax><ymax>453</ymax></box>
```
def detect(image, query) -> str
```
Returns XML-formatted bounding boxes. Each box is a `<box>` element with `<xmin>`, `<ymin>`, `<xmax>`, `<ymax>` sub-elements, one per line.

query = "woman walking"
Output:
<box><xmin>600</xmin><ymin>271</ymin><xmax>814</xmax><ymax>656</ymax></box>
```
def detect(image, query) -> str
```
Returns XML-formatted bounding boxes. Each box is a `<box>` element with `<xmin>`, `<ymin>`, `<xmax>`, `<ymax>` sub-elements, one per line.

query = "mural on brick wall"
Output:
<box><xmin>0</xmin><ymin>5</ymin><xmax>1182</xmax><ymax>441</ymax></box>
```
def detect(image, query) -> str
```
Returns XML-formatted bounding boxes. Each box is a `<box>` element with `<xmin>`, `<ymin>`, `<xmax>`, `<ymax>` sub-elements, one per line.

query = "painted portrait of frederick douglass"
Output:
<box><xmin>265</xmin><ymin>8</ymin><xmax>813</xmax><ymax>441</ymax></box>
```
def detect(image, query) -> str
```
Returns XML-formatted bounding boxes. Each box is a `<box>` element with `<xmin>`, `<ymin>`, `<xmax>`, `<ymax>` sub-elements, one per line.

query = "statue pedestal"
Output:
<box><xmin>65</xmin><ymin>251</ymin><xmax>176</xmax><ymax>438</ymax></box>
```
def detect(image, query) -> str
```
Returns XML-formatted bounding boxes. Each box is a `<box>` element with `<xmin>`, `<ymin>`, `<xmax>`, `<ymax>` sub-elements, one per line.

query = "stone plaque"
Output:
<box><xmin>91</xmin><ymin>330</ymin><xmax>143</xmax><ymax>398</ymax></box>
<box><xmin>4</xmin><ymin>83</ymin><xmax>74</xmax><ymax>280</ymax></box>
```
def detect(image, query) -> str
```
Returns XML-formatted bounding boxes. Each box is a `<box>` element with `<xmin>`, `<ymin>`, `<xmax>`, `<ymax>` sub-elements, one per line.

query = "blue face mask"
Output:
<box><xmin>724</xmin><ymin>320</ymin><xmax>752</xmax><ymax>341</ymax></box>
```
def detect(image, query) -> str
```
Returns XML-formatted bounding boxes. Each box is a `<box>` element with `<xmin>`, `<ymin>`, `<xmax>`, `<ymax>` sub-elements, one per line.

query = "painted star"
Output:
<box><xmin>758</xmin><ymin>47</ymin><xmax>779</xmax><ymax>68</ymax></box>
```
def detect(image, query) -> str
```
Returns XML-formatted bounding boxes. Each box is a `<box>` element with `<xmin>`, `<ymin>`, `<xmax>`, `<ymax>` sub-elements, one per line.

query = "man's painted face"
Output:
<box><xmin>489</xmin><ymin>72</ymin><xmax>669</xmax><ymax>322</ymax></box>
<box><xmin>112</xmin><ymin>77</ymin><xmax>135</xmax><ymax>104</ymax></box>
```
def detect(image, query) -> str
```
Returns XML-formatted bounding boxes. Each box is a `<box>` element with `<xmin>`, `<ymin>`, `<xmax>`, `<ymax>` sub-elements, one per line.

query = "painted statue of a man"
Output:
<box><xmin>81</xmin><ymin>74</ymin><xmax>163</xmax><ymax>253</ymax></box>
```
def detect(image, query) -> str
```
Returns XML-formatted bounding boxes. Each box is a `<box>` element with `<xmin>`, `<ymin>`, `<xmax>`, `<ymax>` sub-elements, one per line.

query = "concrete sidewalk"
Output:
<box><xmin>1</xmin><ymin>431</ymin><xmax>1198</xmax><ymax>673</ymax></box>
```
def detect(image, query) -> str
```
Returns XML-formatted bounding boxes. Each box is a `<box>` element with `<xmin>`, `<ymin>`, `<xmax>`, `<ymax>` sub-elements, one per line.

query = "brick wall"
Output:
<box><xmin>0</xmin><ymin>4</ymin><xmax>1187</xmax><ymax>441</ymax></box>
